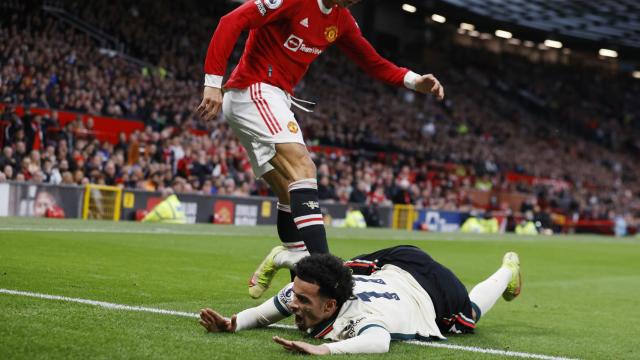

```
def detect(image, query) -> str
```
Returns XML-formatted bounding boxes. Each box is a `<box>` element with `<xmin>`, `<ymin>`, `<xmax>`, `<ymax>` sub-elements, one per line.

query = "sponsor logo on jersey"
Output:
<box><xmin>254</xmin><ymin>0</ymin><xmax>267</xmax><ymax>16</ymax></box>
<box><xmin>264</xmin><ymin>0</ymin><xmax>283</xmax><ymax>10</ymax></box>
<box><xmin>343</xmin><ymin>317</ymin><xmax>365</xmax><ymax>338</ymax></box>
<box><xmin>300</xmin><ymin>17</ymin><xmax>309</xmax><ymax>28</ymax></box>
<box><xmin>303</xmin><ymin>201</ymin><xmax>320</xmax><ymax>210</ymax></box>
<box><xmin>287</xmin><ymin>121</ymin><xmax>299</xmax><ymax>133</ymax></box>
<box><xmin>284</xmin><ymin>34</ymin><xmax>303</xmax><ymax>51</ymax></box>
<box><xmin>324</xmin><ymin>26</ymin><xmax>338</xmax><ymax>43</ymax></box>
<box><xmin>283</xmin><ymin>34</ymin><xmax>323</xmax><ymax>55</ymax></box>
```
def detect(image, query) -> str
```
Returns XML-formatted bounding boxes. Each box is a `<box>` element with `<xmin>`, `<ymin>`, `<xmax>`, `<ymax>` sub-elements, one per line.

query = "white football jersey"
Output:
<box><xmin>274</xmin><ymin>264</ymin><xmax>445</xmax><ymax>341</ymax></box>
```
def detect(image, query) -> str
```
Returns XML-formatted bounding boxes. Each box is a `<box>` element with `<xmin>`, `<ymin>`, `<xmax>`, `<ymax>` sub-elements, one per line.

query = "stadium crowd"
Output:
<box><xmin>0</xmin><ymin>2</ymin><xmax>638</xmax><ymax>226</ymax></box>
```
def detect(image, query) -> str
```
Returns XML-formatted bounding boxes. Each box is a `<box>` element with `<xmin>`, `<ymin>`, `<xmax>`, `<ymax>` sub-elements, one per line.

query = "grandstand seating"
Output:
<box><xmin>0</xmin><ymin>2</ymin><xmax>638</xmax><ymax>228</ymax></box>
<box><xmin>439</xmin><ymin>0</ymin><xmax>640</xmax><ymax>48</ymax></box>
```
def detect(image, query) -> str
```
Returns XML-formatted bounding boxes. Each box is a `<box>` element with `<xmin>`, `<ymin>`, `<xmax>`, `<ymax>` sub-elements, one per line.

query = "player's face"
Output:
<box><xmin>290</xmin><ymin>278</ymin><xmax>338</xmax><ymax>331</ymax></box>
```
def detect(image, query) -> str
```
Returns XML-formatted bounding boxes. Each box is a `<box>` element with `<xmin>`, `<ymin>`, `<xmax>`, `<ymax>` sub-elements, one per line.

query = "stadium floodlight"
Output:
<box><xmin>599</xmin><ymin>48</ymin><xmax>618</xmax><ymax>58</ymax></box>
<box><xmin>402</xmin><ymin>4</ymin><xmax>417</xmax><ymax>13</ymax></box>
<box><xmin>468</xmin><ymin>30</ymin><xmax>480</xmax><ymax>37</ymax></box>
<box><xmin>632</xmin><ymin>71</ymin><xmax>640</xmax><ymax>79</ymax></box>
<box><xmin>544</xmin><ymin>40</ymin><xmax>563</xmax><ymax>49</ymax></box>
<box><xmin>495</xmin><ymin>30</ymin><xmax>512</xmax><ymax>39</ymax></box>
<box><xmin>459</xmin><ymin>22</ymin><xmax>475</xmax><ymax>31</ymax></box>
<box><xmin>431</xmin><ymin>14</ymin><xmax>446</xmax><ymax>23</ymax></box>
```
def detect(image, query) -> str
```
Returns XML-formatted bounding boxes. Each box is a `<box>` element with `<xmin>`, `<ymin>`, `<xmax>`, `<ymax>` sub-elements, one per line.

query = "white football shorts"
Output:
<box><xmin>222</xmin><ymin>82</ymin><xmax>305</xmax><ymax>178</ymax></box>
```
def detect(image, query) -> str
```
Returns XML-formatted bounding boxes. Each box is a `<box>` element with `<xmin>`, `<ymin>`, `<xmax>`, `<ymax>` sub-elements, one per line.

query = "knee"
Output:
<box><xmin>286</xmin><ymin>151</ymin><xmax>316</xmax><ymax>180</ymax></box>
<box><xmin>295</xmin><ymin>157</ymin><xmax>316</xmax><ymax>179</ymax></box>
<box><xmin>273</xmin><ymin>144</ymin><xmax>317</xmax><ymax>181</ymax></box>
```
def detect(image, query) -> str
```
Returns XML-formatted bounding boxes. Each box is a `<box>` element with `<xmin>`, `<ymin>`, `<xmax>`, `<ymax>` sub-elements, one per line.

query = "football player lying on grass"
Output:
<box><xmin>199</xmin><ymin>245</ymin><xmax>521</xmax><ymax>354</ymax></box>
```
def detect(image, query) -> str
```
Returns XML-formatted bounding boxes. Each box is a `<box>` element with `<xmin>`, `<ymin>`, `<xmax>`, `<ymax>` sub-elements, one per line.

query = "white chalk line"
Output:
<box><xmin>0</xmin><ymin>288</ymin><xmax>578</xmax><ymax>360</ymax></box>
<box><xmin>0</xmin><ymin>288</ymin><xmax>199</xmax><ymax>318</ymax></box>
<box><xmin>403</xmin><ymin>341</ymin><xmax>578</xmax><ymax>360</ymax></box>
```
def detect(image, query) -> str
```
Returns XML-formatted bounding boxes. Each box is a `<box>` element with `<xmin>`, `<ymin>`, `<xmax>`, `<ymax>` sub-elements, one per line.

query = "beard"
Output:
<box><xmin>295</xmin><ymin>315</ymin><xmax>307</xmax><ymax>331</ymax></box>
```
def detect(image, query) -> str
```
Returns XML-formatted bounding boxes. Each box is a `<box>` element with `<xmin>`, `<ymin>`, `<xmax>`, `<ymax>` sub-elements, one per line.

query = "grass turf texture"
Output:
<box><xmin>0</xmin><ymin>217</ymin><xmax>638</xmax><ymax>359</ymax></box>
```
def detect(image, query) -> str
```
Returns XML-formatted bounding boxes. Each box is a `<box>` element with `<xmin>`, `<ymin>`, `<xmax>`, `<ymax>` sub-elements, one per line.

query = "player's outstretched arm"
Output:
<box><xmin>200</xmin><ymin>284</ymin><xmax>294</xmax><ymax>334</ymax></box>
<box><xmin>199</xmin><ymin>308</ymin><xmax>237</xmax><ymax>333</ymax></box>
<box><xmin>273</xmin><ymin>326</ymin><xmax>391</xmax><ymax>355</ymax></box>
<box><xmin>336</xmin><ymin>15</ymin><xmax>444</xmax><ymax>101</ymax></box>
<box><xmin>199</xmin><ymin>0</ymin><xmax>298</xmax><ymax>121</ymax></box>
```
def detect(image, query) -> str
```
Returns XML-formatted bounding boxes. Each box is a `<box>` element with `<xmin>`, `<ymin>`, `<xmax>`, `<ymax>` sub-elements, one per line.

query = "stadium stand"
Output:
<box><xmin>0</xmin><ymin>1</ymin><xmax>638</xmax><ymax>231</ymax></box>
<box><xmin>439</xmin><ymin>0</ymin><xmax>640</xmax><ymax>49</ymax></box>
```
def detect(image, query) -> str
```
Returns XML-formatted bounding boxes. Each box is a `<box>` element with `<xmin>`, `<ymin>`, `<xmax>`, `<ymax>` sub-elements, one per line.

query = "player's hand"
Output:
<box><xmin>414</xmin><ymin>74</ymin><xmax>444</xmax><ymax>101</ymax></box>
<box><xmin>272</xmin><ymin>336</ymin><xmax>330</xmax><ymax>355</ymax></box>
<box><xmin>199</xmin><ymin>308</ymin><xmax>237</xmax><ymax>333</ymax></box>
<box><xmin>196</xmin><ymin>86</ymin><xmax>223</xmax><ymax>122</ymax></box>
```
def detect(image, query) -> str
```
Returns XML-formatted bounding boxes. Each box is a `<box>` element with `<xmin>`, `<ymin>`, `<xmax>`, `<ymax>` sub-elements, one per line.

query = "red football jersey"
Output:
<box><xmin>204</xmin><ymin>0</ymin><xmax>410</xmax><ymax>94</ymax></box>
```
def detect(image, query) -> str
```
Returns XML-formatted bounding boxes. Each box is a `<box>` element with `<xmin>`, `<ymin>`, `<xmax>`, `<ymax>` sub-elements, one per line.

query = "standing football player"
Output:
<box><xmin>196</xmin><ymin>0</ymin><xmax>445</xmax><ymax>298</ymax></box>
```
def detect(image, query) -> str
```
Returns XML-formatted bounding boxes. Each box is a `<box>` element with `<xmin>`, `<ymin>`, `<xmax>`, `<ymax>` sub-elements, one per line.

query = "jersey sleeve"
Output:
<box><xmin>203</xmin><ymin>0</ymin><xmax>298</xmax><ymax>87</ymax></box>
<box><xmin>336</xmin><ymin>13</ymin><xmax>415</xmax><ymax>89</ymax></box>
<box><xmin>325</xmin><ymin>325</ymin><xmax>391</xmax><ymax>354</ymax></box>
<box><xmin>273</xmin><ymin>281</ymin><xmax>295</xmax><ymax>315</ymax></box>
<box><xmin>234</xmin><ymin>282</ymin><xmax>293</xmax><ymax>331</ymax></box>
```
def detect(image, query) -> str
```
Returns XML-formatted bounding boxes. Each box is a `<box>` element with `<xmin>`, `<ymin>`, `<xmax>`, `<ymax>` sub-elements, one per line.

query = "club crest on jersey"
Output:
<box><xmin>324</xmin><ymin>26</ymin><xmax>338</xmax><ymax>43</ymax></box>
<box><xmin>264</xmin><ymin>0</ymin><xmax>283</xmax><ymax>10</ymax></box>
<box><xmin>287</xmin><ymin>121</ymin><xmax>299</xmax><ymax>134</ymax></box>
<box><xmin>303</xmin><ymin>201</ymin><xmax>319</xmax><ymax>210</ymax></box>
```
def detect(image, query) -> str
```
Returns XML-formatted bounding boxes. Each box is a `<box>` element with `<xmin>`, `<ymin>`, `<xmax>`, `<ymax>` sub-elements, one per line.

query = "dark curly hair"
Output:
<box><xmin>295</xmin><ymin>253</ymin><xmax>354</xmax><ymax>307</ymax></box>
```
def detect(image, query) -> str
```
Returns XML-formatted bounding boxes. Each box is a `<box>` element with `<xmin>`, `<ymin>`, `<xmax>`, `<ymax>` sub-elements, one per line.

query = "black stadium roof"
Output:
<box><xmin>428</xmin><ymin>0</ymin><xmax>640</xmax><ymax>57</ymax></box>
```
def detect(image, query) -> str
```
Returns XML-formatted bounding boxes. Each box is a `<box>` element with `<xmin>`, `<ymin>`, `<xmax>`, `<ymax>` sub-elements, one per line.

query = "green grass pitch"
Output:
<box><xmin>0</xmin><ymin>217</ymin><xmax>639</xmax><ymax>359</ymax></box>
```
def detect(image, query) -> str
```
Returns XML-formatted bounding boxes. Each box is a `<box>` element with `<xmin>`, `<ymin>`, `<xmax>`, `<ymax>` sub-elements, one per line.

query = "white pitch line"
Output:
<box><xmin>1</xmin><ymin>288</ymin><xmax>578</xmax><ymax>360</ymax></box>
<box><xmin>403</xmin><ymin>341</ymin><xmax>579</xmax><ymax>360</ymax></box>
<box><xmin>0</xmin><ymin>288</ymin><xmax>199</xmax><ymax>318</ymax></box>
